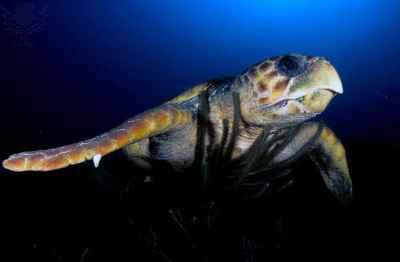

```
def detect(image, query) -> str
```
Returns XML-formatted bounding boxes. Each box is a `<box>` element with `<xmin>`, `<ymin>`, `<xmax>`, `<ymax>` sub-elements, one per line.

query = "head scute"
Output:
<box><xmin>236</xmin><ymin>53</ymin><xmax>343</xmax><ymax>126</ymax></box>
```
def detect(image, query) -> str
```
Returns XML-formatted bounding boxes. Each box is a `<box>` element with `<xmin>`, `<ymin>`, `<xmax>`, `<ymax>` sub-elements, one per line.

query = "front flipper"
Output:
<box><xmin>309</xmin><ymin>127</ymin><xmax>352</xmax><ymax>204</ymax></box>
<box><xmin>3</xmin><ymin>105</ymin><xmax>192</xmax><ymax>172</ymax></box>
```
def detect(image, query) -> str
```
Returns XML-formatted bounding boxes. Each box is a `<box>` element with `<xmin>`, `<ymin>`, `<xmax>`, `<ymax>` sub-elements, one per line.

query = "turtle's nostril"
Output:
<box><xmin>277</xmin><ymin>54</ymin><xmax>307</xmax><ymax>77</ymax></box>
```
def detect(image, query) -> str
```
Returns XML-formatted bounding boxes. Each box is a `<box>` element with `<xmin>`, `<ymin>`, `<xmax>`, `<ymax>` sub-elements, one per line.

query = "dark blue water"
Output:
<box><xmin>0</xmin><ymin>0</ymin><xmax>396</xmax><ymax>260</ymax></box>
<box><xmin>2</xmin><ymin>0</ymin><xmax>399</xmax><ymax>143</ymax></box>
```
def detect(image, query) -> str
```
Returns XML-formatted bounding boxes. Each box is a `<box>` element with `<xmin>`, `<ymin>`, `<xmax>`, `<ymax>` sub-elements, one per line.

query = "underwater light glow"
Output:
<box><xmin>121</xmin><ymin>0</ymin><xmax>383</xmax><ymax>62</ymax></box>
<box><xmin>11</xmin><ymin>0</ymin><xmax>400</xmax><ymax>143</ymax></box>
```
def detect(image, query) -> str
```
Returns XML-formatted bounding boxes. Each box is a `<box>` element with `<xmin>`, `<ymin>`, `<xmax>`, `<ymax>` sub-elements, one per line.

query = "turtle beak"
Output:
<box><xmin>330</xmin><ymin>72</ymin><xmax>343</xmax><ymax>94</ymax></box>
<box><xmin>289</xmin><ymin>58</ymin><xmax>343</xmax><ymax>97</ymax></box>
<box><xmin>288</xmin><ymin>58</ymin><xmax>343</xmax><ymax>113</ymax></box>
<box><xmin>322</xmin><ymin>59</ymin><xmax>343</xmax><ymax>95</ymax></box>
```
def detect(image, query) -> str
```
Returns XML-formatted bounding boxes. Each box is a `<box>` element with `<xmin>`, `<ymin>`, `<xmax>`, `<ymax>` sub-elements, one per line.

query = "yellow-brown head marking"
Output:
<box><xmin>274</xmin><ymin>78</ymin><xmax>290</xmax><ymax>92</ymax></box>
<box><xmin>257</xmin><ymin>81</ymin><xmax>268</xmax><ymax>93</ymax></box>
<box><xmin>236</xmin><ymin>53</ymin><xmax>343</xmax><ymax>126</ymax></box>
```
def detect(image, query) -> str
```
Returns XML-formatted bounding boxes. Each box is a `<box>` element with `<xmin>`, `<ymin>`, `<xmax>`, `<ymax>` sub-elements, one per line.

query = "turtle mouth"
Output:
<box><xmin>258</xmin><ymin>98</ymin><xmax>295</xmax><ymax>111</ymax></box>
<box><xmin>259</xmin><ymin>88</ymin><xmax>337</xmax><ymax>112</ymax></box>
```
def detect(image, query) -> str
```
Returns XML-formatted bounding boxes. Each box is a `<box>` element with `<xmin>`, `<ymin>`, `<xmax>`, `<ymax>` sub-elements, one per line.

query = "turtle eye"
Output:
<box><xmin>277</xmin><ymin>54</ymin><xmax>307</xmax><ymax>77</ymax></box>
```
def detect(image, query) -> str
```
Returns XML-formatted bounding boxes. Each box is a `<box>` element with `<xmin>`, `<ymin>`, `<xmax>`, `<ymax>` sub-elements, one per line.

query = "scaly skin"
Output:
<box><xmin>2</xmin><ymin>54</ymin><xmax>351</xmax><ymax>201</ymax></box>
<box><xmin>3</xmin><ymin>106</ymin><xmax>192</xmax><ymax>171</ymax></box>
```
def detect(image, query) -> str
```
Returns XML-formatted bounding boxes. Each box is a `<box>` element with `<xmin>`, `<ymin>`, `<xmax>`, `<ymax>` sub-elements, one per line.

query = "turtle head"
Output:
<box><xmin>235</xmin><ymin>54</ymin><xmax>343</xmax><ymax>126</ymax></box>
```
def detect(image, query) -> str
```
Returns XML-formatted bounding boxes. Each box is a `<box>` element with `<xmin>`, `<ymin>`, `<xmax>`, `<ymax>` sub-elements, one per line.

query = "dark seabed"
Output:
<box><xmin>0</xmin><ymin>0</ymin><xmax>398</xmax><ymax>261</ymax></box>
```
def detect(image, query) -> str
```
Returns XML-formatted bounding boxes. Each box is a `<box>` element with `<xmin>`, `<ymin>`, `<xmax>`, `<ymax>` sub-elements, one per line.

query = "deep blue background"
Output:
<box><xmin>1</xmin><ymin>0</ymin><xmax>400</xmax><ymax>148</ymax></box>
<box><xmin>0</xmin><ymin>1</ymin><xmax>396</xmax><ymax>260</ymax></box>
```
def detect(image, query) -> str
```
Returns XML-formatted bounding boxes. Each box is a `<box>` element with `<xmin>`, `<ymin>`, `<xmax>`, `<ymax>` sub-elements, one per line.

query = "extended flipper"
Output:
<box><xmin>2</xmin><ymin>105</ymin><xmax>192</xmax><ymax>172</ymax></box>
<box><xmin>309</xmin><ymin>127</ymin><xmax>352</xmax><ymax>204</ymax></box>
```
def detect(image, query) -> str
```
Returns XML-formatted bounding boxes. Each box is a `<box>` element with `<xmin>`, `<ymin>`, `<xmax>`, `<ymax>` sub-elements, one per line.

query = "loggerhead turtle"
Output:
<box><xmin>2</xmin><ymin>54</ymin><xmax>352</xmax><ymax>202</ymax></box>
